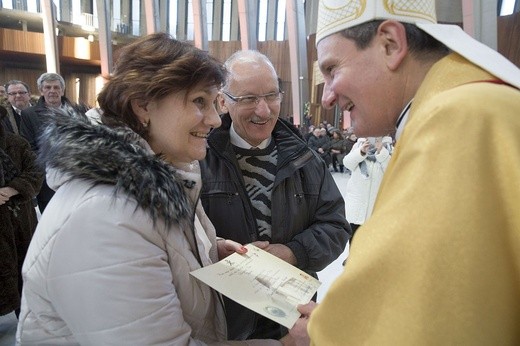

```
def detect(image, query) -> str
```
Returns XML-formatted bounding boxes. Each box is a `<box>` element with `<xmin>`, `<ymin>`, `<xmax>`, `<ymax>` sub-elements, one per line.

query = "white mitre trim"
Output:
<box><xmin>418</xmin><ymin>23</ymin><xmax>520</xmax><ymax>89</ymax></box>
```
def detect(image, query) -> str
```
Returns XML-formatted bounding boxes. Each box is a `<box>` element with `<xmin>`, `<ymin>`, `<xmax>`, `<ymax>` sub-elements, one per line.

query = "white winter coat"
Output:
<box><xmin>16</xmin><ymin>112</ymin><xmax>278</xmax><ymax>346</ymax></box>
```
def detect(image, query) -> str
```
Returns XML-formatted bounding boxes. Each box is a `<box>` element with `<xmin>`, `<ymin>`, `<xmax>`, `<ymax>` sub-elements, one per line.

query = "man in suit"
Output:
<box><xmin>1</xmin><ymin>80</ymin><xmax>33</xmax><ymax>135</ymax></box>
<box><xmin>20</xmin><ymin>73</ymin><xmax>73</xmax><ymax>213</ymax></box>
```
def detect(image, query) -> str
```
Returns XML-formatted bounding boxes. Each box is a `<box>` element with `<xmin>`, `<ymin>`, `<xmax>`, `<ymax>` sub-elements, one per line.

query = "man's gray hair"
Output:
<box><xmin>37</xmin><ymin>72</ymin><xmax>65</xmax><ymax>90</ymax></box>
<box><xmin>223</xmin><ymin>50</ymin><xmax>278</xmax><ymax>89</ymax></box>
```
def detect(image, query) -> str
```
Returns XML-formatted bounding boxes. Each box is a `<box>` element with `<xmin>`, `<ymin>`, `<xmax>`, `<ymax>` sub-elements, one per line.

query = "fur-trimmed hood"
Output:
<box><xmin>39</xmin><ymin>107</ymin><xmax>193</xmax><ymax>227</ymax></box>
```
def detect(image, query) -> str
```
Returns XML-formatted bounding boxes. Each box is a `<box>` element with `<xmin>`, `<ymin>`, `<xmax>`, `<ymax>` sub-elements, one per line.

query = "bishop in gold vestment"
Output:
<box><xmin>308</xmin><ymin>53</ymin><xmax>520</xmax><ymax>344</ymax></box>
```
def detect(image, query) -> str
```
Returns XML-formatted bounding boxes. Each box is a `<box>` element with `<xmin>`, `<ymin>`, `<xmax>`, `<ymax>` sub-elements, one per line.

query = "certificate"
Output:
<box><xmin>190</xmin><ymin>244</ymin><xmax>321</xmax><ymax>329</ymax></box>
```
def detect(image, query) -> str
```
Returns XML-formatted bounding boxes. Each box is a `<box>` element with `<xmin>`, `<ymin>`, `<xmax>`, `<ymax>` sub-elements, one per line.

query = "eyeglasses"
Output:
<box><xmin>7</xmin><ymin>91</ymin><xmax>28</xmax><ymax>96</ymax></box>
<box><xmin>222</xmin><ymin>90</ymin><xmax>283</xmax><ymax>107</ymax></box>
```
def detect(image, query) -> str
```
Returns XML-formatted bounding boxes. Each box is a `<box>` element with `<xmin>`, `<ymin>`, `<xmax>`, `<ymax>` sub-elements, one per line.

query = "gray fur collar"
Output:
<box><xmin>39</xmin><ymin>107</ymin><xmax>192</xmax><ymax>227</ymax></box>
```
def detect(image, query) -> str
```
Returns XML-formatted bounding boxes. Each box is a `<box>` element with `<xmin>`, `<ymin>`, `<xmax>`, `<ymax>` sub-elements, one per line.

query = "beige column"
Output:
<box><xmin>95</xmin><ymin>0</ymin><xmax>113</xmax><ymax>78</ymax></box>
<box><xmin>230</xmin><ymin>0</ymin><xmax>240</xmax><ymax>41</ymax></box>
<box><xmin>266</xmin><ymin>0</ymin><xmax>277</xmax><ymax>41</ymax></box>
<box><xmin>192</xmin><ymin>0</ymin><xmax>209</xmax><ymax>50</ymax></box>
<box><xmin>41</xmin><ymin>0</ymin><xmax>60</xmax><ymax>73</ymax></box>
<box><xmin>462</xmin><ymin>0</ymin><xmax>498</xmax><ymax>49</ymax></box>
<box><xmin>212</xmin><ymin>0</ymin><xmax>223</xmax><ymax>41</ymax></box>
<box><xmin>177</xmin><ymin>1</ymin><xmax>187</xmax><ymax>40</ymax></box>
<box><xmin>305</xmin><ymin>0</ymin><xmax>319</xmax><ymax>36</ymax></box>
<box><xmin>286</xmin><ymin>0</ymin><xmax>309</xmax><ymax>126</ymax></box>
<box><xmin>144</xmin><ymin>0</ymin><xmax>160</xmax><ymax>34</ymax></box>
<box><xmin>237</xmin><ymin>0</ymin><xmax>257</xmax><ymax>50</ymax></box>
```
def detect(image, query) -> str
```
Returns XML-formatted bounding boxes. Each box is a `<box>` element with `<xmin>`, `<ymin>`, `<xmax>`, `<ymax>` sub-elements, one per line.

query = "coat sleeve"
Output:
<box><xmin>285</xmin><ymin>160</ymin><xmax>352</xmax><ymax>272</ymax></box>
<box><xmin>375</xmin><ymin>147</ymin><xmax>390</xmax><ymax>162</ymax></box>
<box><xmin>45</xmin><ymin>195</ymin><xmax>198</xmax><ymax>345</ymax></box>
<box><xmin>45</xmin><ymin>193</ymin><xmax>282</xmax><ymax>346</ymax></box>
<box><xmin>342</xmin><ymin>143</ymin><xmax>364</xmax><ymax>172</ymax></box>
<box><xmin>7</xmin><ymin>136</ymin><xmax>43</xmax><ymax>202</ymax></box>
<box><xmin>19</xmin><ymin>110</ymin><xmax>40</xmax><ymax>153</ymax></box>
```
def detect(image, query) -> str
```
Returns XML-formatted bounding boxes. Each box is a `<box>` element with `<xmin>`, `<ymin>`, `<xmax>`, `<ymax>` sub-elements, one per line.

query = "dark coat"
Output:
<box><xmin>0</xmin><ymin>125</ymin><xmax>43</xmax><ymax>315</ymax></box>
<box><xmin>0</xmin><ymin>102</ymin><xmax>22</xmax><ymax>135</ymax></box>
<box><xmin>307</xmin><ymin>134</ymin><xmax>332</xmax><ymax>166</ymax></box>
<box><xmin>329</xmin><ymin>137</ymin><xmax>348</xmax><ymax>163</ymax></box>
<box><xmin>345</xmin><ymin>137</ymin><xmax>356</xmax><ymax>154</ymax></box>
<box><xmin>200</xmin><ymin>114</ymin><xmax>351</xmax><ymax>340</ymax></box>
<box><xmin>20</xmin><ymin>96</ymin><xmax>73</xmax><ymax>211</ymax></box>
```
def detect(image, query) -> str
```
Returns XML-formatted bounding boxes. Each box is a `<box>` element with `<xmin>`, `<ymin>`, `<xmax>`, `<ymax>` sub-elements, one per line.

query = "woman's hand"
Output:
<box><xmin>359</xmin><ymin>140</ymin><xmax>370</xmax><ymax>155</ymax></box>
<box><xmin>217</xmin><ymin>238</ymin><xmax>248</xmax><ymax>260</ymax></box>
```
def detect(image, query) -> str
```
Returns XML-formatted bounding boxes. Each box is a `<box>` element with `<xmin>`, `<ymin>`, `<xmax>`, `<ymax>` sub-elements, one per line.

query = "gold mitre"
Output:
<box><xmin>316</xmin><ymin>0</ymin><xmax>520</xmax><ymax>89</ymax></box>
<box><xmin>316</xmin><ymin>0</ymin><xmax>437</xmax><ymax>44</ymax></box>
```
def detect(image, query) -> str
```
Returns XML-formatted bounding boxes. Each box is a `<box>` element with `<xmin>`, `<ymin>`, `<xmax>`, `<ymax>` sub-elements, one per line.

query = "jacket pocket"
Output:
<box><xmin>200</xmin><ymin>181</ymin><xmax>251</xmax><ymax>243</ymax></box>
<box><xmin>201</xmin><ymin>180</ymin><xmax>239</xmax><ymax>206</ymax></box>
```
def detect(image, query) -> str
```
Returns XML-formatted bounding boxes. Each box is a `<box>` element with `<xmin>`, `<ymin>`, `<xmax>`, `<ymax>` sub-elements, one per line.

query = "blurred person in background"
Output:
<box><xmin>328</xmin><ymin>128</ymin><xmax>347</xmax><ymax>173</ymax></box>
<box><xmin>20</xmin><ymin>73</ymin><xmax>74</xmax><ymax>213</ymax></box>
<box><xmin>1</xmin><ymin>80</ymin><xmax>33</xmax><ymax>135</ymax></box>
<box><xmin>343</xmin><ymin>137</ymin><xmax>391</xmax><ymax>237</ymax></box>
<box><xmin>0</xmin><ymin>106</ymin><xmax>42</xmax><ymax>319</ymax></box>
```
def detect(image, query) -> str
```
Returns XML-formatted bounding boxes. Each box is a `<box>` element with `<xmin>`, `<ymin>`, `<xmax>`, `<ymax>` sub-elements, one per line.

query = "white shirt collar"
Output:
<box><xmin>230</xmin><ymin>122</ymin><xmax>272</xmax><ymax>149</ymax></box>
<box><xmin>395</xmin><ymin>99</ymin><xmax>413</xmax><ymax>141</ymax></box>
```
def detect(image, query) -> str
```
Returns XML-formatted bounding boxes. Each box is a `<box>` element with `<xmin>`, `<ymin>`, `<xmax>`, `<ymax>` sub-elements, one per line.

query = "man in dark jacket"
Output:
<box><xmin>200</xmin><ymin>50</ymin><xmax>351</xmax><ymax>341</ymax></box>
<box><xmin>20</xmin><ymin>73</ymin><xmax>73</xmax><ymax>213</ymax></box>
<box><xmin>1</xmin><ymin>80</ymin><xmax>33</xmax><ymax>135</ymax></box>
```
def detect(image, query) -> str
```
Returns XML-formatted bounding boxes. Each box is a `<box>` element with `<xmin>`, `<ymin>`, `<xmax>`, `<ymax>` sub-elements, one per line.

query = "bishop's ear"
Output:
<box><xmin>377</xmin><ymin>20</ymin><xmax>408</xmax><ymax>71</ymax></box>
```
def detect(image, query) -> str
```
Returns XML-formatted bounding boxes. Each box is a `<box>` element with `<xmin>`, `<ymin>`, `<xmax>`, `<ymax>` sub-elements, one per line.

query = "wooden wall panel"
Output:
<box><xmin>498</xmin><ymin>12</ymin><xmax>520</xmax><ymax>68</ymax></box>
<box><xmin>305</xmin><ymin>33</ymin><xmax>335</xmax><ymax>127</ymax></box>
<box><xmin>258</xmin><ymin>41</ymin><xmax>292</xmax><ymax>122</ymax></box>
<box><xmin>208</xmin><ymin>40</ymin><xmax>242</xmax><ymax>63</ymax></box>
<box><xmin>0</xmin><ymin>67</ymin><xmax>44</xmax><ymax>97</ymax></box>
<box><xmin>76</xmin><ymin>72</ymin><xmax>98</xmax><ymax>106</ymax></box>
<box><xmin>0</xmin><ymin>28</ymin><xmax>45</xmax><ymax>54</ymax></box>
<box><xmin>0</xmin><ymin>28</ymin><xmax>101</xmax><ymax>64</ymax></box>
<box><xmin>258</xmin><ymin>41</ymin><xmax>291</xmax><ymax>81</ymax></box>
<box><xmin>60</xmin><ymin>36</ymin><xmax>101</xmax><ymax>63</ymax></box>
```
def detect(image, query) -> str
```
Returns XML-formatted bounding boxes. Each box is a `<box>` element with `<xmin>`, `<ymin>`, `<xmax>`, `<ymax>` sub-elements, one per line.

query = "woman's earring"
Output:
<box><xmin>142</xmin><ymin>119</ymin><xmax>150</xmax><ymax>128</ymax></box>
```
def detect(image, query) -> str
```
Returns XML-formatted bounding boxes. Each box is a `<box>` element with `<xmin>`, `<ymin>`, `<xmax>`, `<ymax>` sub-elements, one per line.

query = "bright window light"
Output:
<box><xmin>276</xmin><ymin>0</ymin><xmax>286</xmax><ymax>41</ymax></box>
<box><xmin>500</xmin><ymin>0</ymin><xmax>516</xmax><ymax>15</ymax></box>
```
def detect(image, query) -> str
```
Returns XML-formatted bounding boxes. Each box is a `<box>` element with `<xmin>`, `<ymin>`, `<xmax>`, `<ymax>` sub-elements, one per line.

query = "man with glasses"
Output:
<box><xmin>20</xmin><ymin>73</ymin><xmax>74</xmax><ymax>213</ymax></box>
<box><xmin>199</xmin><ymin>50</ymin><xmax>351</xmax><ymax>341</ymax></box>
<box><xmin>1</xmin><ymin>80</ymin><xmax>33</xmax><ymax>135</ymax></box>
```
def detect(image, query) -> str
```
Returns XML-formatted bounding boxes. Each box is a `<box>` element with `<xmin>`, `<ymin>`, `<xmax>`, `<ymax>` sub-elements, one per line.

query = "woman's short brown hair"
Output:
<box><xmin>98</xmin><ymin>32</ymin><xmax>227</xmax><ymax>139</ymax></box>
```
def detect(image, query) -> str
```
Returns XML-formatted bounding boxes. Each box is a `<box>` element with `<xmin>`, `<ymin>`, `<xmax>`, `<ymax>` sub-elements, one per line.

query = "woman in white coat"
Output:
<box><xmin>16</xmin><ymin>33</ymin><xmax>284</xmax><ymax>346</ymax></box>
<box><xmin>343</xmin><ymin>137</ymin><xmax>392</xmax><ymax>238</ymax></box>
